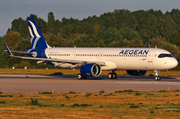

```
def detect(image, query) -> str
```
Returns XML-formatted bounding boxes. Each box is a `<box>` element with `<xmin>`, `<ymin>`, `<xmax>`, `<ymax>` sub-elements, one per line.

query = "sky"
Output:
<box><xmin>0</xmin><ymin>0</ymin><xmax>180</xmax><ymax>36</ymax></box>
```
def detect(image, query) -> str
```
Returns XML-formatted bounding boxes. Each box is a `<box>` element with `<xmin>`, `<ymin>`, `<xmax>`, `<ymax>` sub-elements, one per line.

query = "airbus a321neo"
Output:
<box><xmin>4</xmin><ymin>18</ymin><xmax>178</xmax><ymax>81</ymax></box>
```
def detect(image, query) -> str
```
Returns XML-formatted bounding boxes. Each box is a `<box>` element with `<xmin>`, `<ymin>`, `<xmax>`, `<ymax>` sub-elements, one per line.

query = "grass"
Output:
<box><xmin>0</xmin><ymin>91</ymin><xmax>180</xmax><ymax>118</ymax></box>
<box><xmin>0</xmin><ymin>69</ymin><xmax>179</xmax><ymax>118</ymax></box>
<box><xmin>0</xmin><ymin>68</ymin><xmax>180</xmax><ymax>77</ymax></box>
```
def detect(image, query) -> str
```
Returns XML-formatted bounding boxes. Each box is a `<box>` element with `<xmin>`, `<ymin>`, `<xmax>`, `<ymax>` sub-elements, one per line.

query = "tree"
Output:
<box><xmin>66</xmin><ymin>39</ymin><xmax>74</xmax><ymax>47</ymax></box>
<box><xmin>62</xmin><ymin>24</ymin><xmax>73</xmax><ymax>38</ymax></box>
<box><xmin>170</xmin><ymin>9</ymin><xmax>180</xmax><ymax>30</ymax></box>
<box><xmin>97</xmin><ymin>39</ymin><xmax>105</xmax><ymax>47</ymax></box>
<box><xmin>81</xmin><ymin>22</ymin><xmax>95</xmax><ymax>35</ymax></box>
<box><xmin>74</xmin><ymin>38</ymin><xmax>84</xmax><ymax>47</ymax></box>
<box><xmin>47</xmin><ymin>12</ymin><xmax>55</xmax><ymax>34</ymax></box>
<box><xmin>133</xmin><ymin>10</ymin><xmax>159</xmax><ymax>42</ymax></box>
<box><xmin>16</xmin><ymin>38</ymin><xmax>31</xmax><ymax>51</ymax></box>
<box><xmin>161</xmin><ymin>13</ymin><xmax>177</xmax><ymax>39</ymax></box>
<box><xmin>114</xmin><ymin>9</ymin><xmax>131</xmax><ymax>29</ymax></box>
<box><xmin>169</xmin><ymin>31</ymin><xmax>180</xmax><ymax>46</ymax></box>
<box><xmin>128</xmin><ymin>38</ymin><xmax>144</xmax><ymax>47</ymax></box>
<box><xmin>149</xmin><ymin>36</ymin><xmax>179</xmax><ymax>57</ymax></box>
<box><xmin>48</xmin><ymin>34</ymin><xmax>59</xmax><ymax>47</ymax></box>
<box><xmin>11</xmin><ymin>18</ymin><xmax>28</xmax><ymax>38</ymax></box>
<box><xmin>119</xmin><ymin>27</ymin><xmax>141</xmax><ymax>41</ymax></box>
<box><xmin>57</xmin><ymin>33</ymin><xmax>65</xmax><ymax>47</ymax></box>
<box><xmin>100</xmin><ymin>12</ymin><xmax>117</xmax><ymax>28</ymax></box>
<box><xmin>98</xmin><ymin>27</ymin><xmax>123</xmax><ymax>45</ymax></box>
<box><xmin>110</xmin><ymin>40</ymin><xmax>119</xmax><ymax>47</ymax></box>
<box><xmin>118</xmin><ymin>39</ymin><xmax>129</xmax><ymax>47</ymax></box>
<box><xmin>4</xmin><ymin>30</ymin><xmax>21</xmax><ymax>49</ymax></box>
<box><xmin>114</xmin><ymin>9</ymin><xmax>137</xmax><ymax>30</ymax></box>
<box><xmin>149</xmin><ymin>36</ymin><xmax>165</xmax><ymax>48</ymax></box>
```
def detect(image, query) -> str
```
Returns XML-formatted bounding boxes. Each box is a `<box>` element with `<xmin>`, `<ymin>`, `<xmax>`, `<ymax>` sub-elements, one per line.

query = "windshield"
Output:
<box><xmin>158</xmin><ymin>54</ymin><xmax>173</xmax><ymax>58</ymax></box>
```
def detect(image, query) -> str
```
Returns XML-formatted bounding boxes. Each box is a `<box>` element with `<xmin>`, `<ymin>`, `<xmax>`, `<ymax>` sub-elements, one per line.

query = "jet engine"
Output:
<box><xmin>126</xmin><ymin>70</ymin><xmax>147</xmax><ymax>76</ymax></box>
<box><xmin>80</xmin><ymin>63</ymin><xmax>102</xmax><ymax>77</ymax></box>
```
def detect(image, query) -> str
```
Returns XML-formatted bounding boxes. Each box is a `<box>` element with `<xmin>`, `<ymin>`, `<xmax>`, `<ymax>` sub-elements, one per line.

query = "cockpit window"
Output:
<box><xmin>158</xmin><ymin>54</ymin><xmax>173</xmax><ymax>58</ymax></box>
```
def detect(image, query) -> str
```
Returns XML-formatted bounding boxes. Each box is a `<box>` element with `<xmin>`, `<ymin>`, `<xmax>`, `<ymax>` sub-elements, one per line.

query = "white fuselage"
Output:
<box><xmin>45</xmin><ymin>47</ymin><xmax>178</xmax><ymax>71</ymax></box>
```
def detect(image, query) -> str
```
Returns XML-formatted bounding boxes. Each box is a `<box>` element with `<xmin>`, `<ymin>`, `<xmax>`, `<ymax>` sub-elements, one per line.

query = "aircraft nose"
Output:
<box><xmin>171</xmin><ymin>58</ymin><xmax>178</xmax><ymax>68</ymax></box>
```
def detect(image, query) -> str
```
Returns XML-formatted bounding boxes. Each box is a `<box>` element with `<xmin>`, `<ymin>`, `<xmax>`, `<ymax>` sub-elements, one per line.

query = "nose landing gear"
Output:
<box><xmin>154</xmin><ymin>70</ymin><xmax>161</xmax><ymax>81</ymax></box>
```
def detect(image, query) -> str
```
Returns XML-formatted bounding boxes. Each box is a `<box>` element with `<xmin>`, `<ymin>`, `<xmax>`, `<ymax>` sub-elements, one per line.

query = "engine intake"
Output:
<box><xmin>80</xmin><ymin>63</ymin><xmax>102</xmax><ymax>77</ymax></box>
<box><xmin>126</xmin><ymin>70</ymin><xmax>147</xmax><ymax>76</ymax></box>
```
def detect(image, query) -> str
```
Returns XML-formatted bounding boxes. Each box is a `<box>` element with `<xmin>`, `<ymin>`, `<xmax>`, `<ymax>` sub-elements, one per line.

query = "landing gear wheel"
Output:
<box><xmin>77</xmin><ymin>73</ymin><xmax>82</xmax><ymax>79</ymax></box>
<box><xmin>77</xmin><ymin>73</ymin><xmax>87</xmax><ymax>80</ymax></box>
<box><xmin>108</xmin><ymin>73</ymin><xmax>117</xmax><ymax>79</ymax></box>
<box><xmin>154</xmin><ymin>70</ymin><xmax>161</xmax><ymax>81</ymax></box>
<box><xmin>108</xmin><ymin>73</ymin><xmax>112</xmax><ymax>79</ymax></box>
<box><xmin>155</xmin><ymin>76</ymin><xmax>161</xmax><ymax>81</ymax></box>
<box><xmin>112</xmin><ymin>73</ymin><xmax>117</xmax><ymax>79</ymax></box>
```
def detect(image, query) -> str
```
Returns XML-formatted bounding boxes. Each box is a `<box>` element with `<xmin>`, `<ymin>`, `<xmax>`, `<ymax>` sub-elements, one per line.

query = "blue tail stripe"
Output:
<box><xmin>27</xmin><ymin>18</ymin><xmax>48</xmax><ymax>49</ymax></box>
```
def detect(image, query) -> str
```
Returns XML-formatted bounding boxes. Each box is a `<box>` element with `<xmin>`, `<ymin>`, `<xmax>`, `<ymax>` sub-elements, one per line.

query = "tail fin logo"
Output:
<box><xmin>28</xmin><ymin>20</ymin><xmax>41</xmax><ymax>38</ymax></box>
<box><xmin>27</xmin><ymin>18</ymin><xmax>49</xmax><ymax>49</ymax></box>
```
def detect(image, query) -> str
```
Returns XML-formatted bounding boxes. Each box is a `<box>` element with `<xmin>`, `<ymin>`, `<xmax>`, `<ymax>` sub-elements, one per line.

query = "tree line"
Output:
<box><xmin>0</xmin><ymin>9</ymin><xmax>180</xmax><ymax>67</ymax></box>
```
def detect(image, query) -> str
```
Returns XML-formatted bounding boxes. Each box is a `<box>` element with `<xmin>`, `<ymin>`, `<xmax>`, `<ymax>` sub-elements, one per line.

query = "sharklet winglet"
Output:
<box><xmin>4</xmin><ymin>44</ymin><xmax>13</xmax><ymax>56</ymax></box>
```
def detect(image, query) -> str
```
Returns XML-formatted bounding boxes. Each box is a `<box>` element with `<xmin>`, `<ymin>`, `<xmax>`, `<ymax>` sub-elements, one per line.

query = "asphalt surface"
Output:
<box><xmin>0</xmin><ymin>74</ymin><xmax>180</xmax><ymax>94</ymax></box>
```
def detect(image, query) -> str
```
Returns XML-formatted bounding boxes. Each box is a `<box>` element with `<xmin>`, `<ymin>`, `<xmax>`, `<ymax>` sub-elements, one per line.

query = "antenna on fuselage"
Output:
<box><xmin>147</xmin><ymin>43</ymin><xmax>150</xmax><ymax>48</ymax></box>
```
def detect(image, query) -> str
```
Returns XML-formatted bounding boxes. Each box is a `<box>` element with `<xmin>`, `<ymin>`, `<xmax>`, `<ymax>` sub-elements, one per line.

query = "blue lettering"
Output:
<box><xmin>134</xmin><ymin>50</ymin><xmax>139</xmax><ymax>55</ymax></box>
<box><xmin>119</xmin><ymin>49</ymin><xmax>149</xmax><ymax>55</ymax></box>
<box><xmin>138</xmin><ymin>50</ymin><xmax>143</xmax><ymax>54</ymax></box>
<box><xmin>143</xmin><ymin>50</ymin><xmax>149</xmax><ymax>55</ymax></box>
<box><xmin>119</xmin><ymin>50</ymin><xmax>124</xmax><ymax>54</ymax></box>
<box><xmin>124</xmin><ymin>50</ymin><xmax>129</xmax><ymax>55</ymax></box>
<box><xmin>129</xmin><ymin>50</ymin><xmax>134</xmax><ymax>55</ymax></box>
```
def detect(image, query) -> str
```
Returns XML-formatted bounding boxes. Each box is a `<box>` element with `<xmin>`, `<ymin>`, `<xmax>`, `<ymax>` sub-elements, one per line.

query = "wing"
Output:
<box><xmin>4</xmin><ymin>44</ymin><xmax>105</xmax><ymax>66</ymax></box>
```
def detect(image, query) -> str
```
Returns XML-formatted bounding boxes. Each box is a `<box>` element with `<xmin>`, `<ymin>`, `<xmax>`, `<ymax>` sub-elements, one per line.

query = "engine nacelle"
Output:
<box><xmin>126</xmin><ymin>70</ymin><xmax>147</xmax><ymax>76</ymax></box>
<box><xmin>80</xmin><ymin>63</ymin><xmax>102</xmax><ymax>77</ymax></box>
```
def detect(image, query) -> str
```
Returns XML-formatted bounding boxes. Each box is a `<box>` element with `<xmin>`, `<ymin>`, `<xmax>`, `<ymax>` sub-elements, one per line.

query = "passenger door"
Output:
<box><xmin>148</xmin><ymin>51</ymin><xmax>154</xmax><ymax>64</ymax></box>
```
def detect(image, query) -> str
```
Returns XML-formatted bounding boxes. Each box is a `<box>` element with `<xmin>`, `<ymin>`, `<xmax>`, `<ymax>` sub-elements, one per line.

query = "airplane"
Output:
<box><xmin>4</xmin><ymin>18</ymin><xmax>178</xmax><ymax>81</ymax></box>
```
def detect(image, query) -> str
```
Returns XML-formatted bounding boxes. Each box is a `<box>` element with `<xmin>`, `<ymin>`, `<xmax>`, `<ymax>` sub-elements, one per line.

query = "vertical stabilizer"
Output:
<box><xmin>28</xmin><ymin>18</ymin><xmax>50</xmax><ymax>49</ymax></box>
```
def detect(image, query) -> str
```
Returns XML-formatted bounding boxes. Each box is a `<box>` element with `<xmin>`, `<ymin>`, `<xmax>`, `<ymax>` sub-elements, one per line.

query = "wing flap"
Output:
<box><xmin>11</xmin><ymin>55</ymin><xmax>83</xmax><ymax>64</ymax></box>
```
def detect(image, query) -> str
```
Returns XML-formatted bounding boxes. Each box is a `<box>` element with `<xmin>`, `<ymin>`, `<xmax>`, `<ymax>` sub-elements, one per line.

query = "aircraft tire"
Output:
<box><xmin>155</xmin><ymin>76</ymin><xmax>161</xmax><ymax>81</ymax></box>
<box><xmin>77</xmin><ymin>73</ymin><xmax>83</xmax><ymax>80</ymax></box>
<box><xmin>108</xmin><ymin>73</ymin><xmax>112</xmax><ymax>79</ymax></box>
<box><xmin>112</xmin><ymin>73</ymin><xmax>117</xmax><ymax>79</ymax></box>
<box><xmin>108</xmin><ymin>73</ymin><xmax>117</xmax><ymax>79</ymax></box>
<box><xmin>77</xmin><ymin>73</ymin><xmax>87</xmax><ymax>80</ymax></box>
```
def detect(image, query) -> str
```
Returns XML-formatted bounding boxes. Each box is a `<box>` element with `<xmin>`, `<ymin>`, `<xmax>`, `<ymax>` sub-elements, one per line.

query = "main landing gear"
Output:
<box><xmin>108</xmin><ymin>70</ymin><xmax>117</xmax><ymax>79</ymax></box>
<box><xmin>77</xmin><ymin>73</ymin><xmax>87</xmax><ymax>80</ymax></box>
<box><xmin>154</xmin><ymin>70</ymin><xmax>161</xmax><ymax>81</ymax></box>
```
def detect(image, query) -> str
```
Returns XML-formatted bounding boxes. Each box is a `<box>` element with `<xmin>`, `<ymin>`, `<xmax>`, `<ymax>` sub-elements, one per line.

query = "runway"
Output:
<box><xmin>0</xmin><ymin>74</ymin><xmax>180</xmax><ymax>94</ymax></box>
